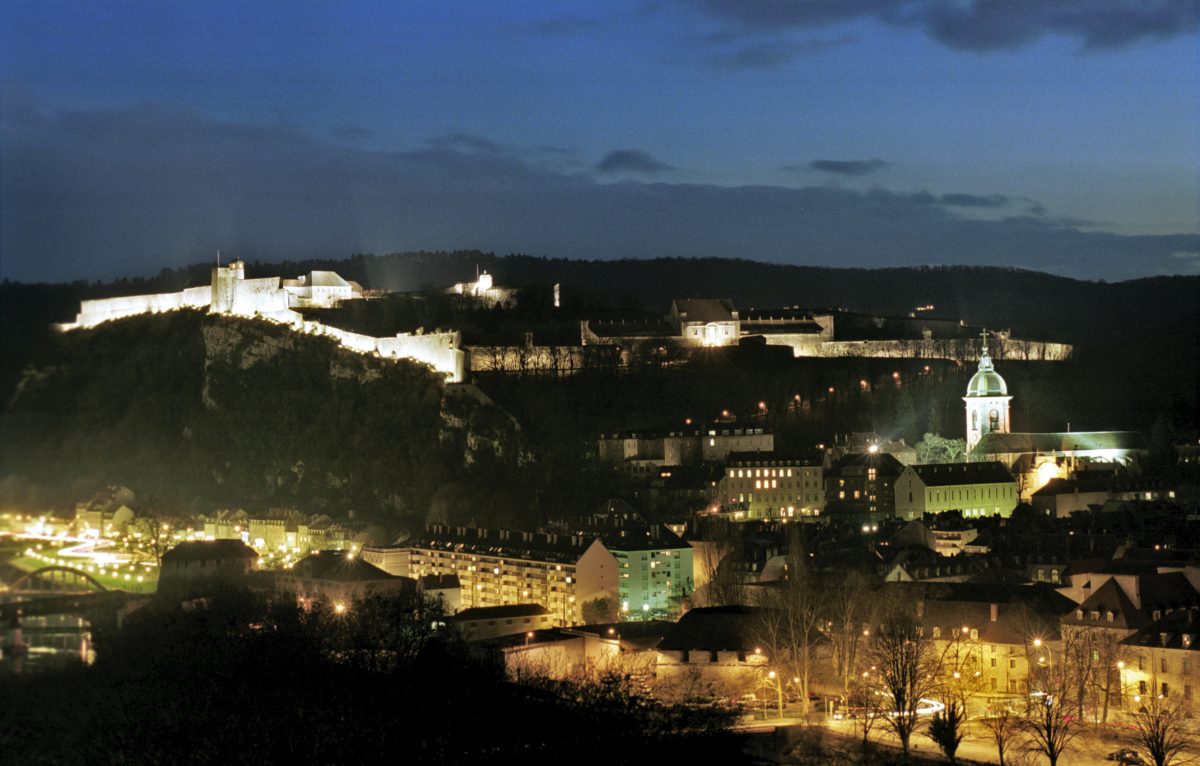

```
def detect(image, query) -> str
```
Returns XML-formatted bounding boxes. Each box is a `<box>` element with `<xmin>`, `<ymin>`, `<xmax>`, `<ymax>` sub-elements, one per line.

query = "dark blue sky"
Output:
<box><xmin>2</xmin><ymin>0</ymin><xmax>1197</xmax><ymax>282</ymax></box>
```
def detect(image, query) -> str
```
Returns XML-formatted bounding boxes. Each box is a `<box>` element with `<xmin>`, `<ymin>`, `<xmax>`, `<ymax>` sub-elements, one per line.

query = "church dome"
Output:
<box><xmin>966</xmin><ymin>352</ymin><xmax>1007</xmax><ymax>397</ymax></box>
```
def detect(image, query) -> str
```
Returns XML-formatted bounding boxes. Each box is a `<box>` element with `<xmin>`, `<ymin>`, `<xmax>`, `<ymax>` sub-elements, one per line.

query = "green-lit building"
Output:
<box><xmin>894</xmin><ymin>461</ymin><xmax>1018</xmax><ymax>520</ymax></box>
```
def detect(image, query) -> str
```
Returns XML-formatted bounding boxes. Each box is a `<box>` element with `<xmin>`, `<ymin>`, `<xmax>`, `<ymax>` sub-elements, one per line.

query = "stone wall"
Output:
<box><xmin>780</xmin><ymin>337</ymin><xmax>1072</xmax><ymax>361</ymax></box>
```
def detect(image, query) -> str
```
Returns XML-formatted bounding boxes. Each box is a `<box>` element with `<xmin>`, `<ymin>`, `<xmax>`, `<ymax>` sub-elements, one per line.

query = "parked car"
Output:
<box><xmin>1106</xmin><ymin>748</ymin><xmax>1145</xmax><ymax>765</ymax></box>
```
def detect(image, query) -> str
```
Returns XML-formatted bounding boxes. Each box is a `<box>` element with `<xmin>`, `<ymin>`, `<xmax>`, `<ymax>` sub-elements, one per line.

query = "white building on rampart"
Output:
<box><xmin>57</xmin><ymin>260</ymin><xmax>466</xmax><ymax>382</ymax></box>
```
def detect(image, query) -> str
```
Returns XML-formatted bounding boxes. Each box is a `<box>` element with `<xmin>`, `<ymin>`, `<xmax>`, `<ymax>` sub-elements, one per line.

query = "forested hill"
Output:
<box><xmin>0</xmin><ymin>311</ymin><xmax>524</xmax><ymax>523</ymax></box>
<box><xmin>12</xmin><ymin>253</ymin><xmax>1199</xmax><ymax>344</ymax></box>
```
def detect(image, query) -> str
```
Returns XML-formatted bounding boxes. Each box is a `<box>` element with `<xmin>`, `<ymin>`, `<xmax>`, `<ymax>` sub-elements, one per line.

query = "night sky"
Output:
<box><xmin>1</xmin><ymin>1</ymin><xmax>1197</xmax><ymax>283</ymax></box>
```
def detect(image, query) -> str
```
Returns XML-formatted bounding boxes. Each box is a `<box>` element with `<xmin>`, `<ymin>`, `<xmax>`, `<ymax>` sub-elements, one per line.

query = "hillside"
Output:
<box><xmin>0</xmin><ymin>311</ymin><xmax>523</xmax><ymax>526</ymax></box>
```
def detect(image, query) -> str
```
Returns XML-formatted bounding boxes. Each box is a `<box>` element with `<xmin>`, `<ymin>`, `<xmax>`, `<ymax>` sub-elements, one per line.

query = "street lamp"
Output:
<box><xmin>1032</xmin><ymin>637</ymin><xmax>1053</xmax><ymax>668</ymax></box>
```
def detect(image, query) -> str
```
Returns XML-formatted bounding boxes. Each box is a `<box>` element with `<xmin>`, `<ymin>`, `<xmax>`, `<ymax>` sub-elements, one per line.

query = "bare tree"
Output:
<box><xmin>980</xmin><ymin>707</ymin><xmax>1020</xmax><ymax>766</ymax></box>
<box><xmin>752</xmin><ymin>538</ymin><xmax>825</xmax><ymax>717</ymax></box>
<box><xmin>867</xmin><ymin>606</ymin><xmax>942</xmax><ymax>758</ymax></box>
<box><xmin>1020</xmin><ymin>664</ymin><xmax>1078</xmax><ymax>766</ymax></box>
<box><xmin>1130</xmin><ymin>694</ymin><xmax>1194</xmax><ymax>766</ymax></box>
<box><xmin>825</xmin><ymin>571</ymin><xmax>874</xmax><ymax>702</ymax></box>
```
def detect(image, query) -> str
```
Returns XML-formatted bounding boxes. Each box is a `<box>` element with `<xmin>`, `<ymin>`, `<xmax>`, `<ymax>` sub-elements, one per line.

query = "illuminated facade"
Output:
<box><xmin>894</xmin><ymin>462</ymin><xmax>1018</xmax><ymax>520</ymax></box>
<box><xmin>668</xmin><ymin>299</ymin><xmax>740</xmax><ymax>347</ymax></box>
<box><xmin>717</xmin><ymin>450</ymin><xmax>826</xmax><ymax>521</ymax></box>
<box><xmin>823</xmin><ymin>451</ymin><xmax>905</xmax><ymax>522</ymax></box>
<box><xmin>404</xmin><ymin>525</ymin><xmax>619</xmax><ymax>626</ymax></box>
<box><xmin>963</xmin><ymin>332</ymin><xmax>1011</xmax><ymax>451</ymax></box>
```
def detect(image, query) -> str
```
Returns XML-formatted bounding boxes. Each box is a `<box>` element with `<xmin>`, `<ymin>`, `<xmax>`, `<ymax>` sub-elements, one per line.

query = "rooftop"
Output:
<box><xmin>908</xmin><ymin>461</ymin><xmax>1014</xmax><ymax>486</ymax></box>
<box><xmin>162</xmin><ymin>539</ymin><xmax>258</xmax><ymax>563</ymax></box>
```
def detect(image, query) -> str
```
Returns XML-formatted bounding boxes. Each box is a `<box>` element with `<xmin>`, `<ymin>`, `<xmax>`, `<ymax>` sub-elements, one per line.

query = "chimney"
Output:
<box><xmin>990</xmin><ymin>603</ymin><xmax>999</xmax><ymax>622</ymax></box>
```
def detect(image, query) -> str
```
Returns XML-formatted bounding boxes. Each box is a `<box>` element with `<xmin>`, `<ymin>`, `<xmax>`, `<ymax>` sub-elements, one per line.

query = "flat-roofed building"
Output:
<box><xmin>405</xmin><ymin>525</ymin><xmax>619</xmax><ymax>626</ymax></box>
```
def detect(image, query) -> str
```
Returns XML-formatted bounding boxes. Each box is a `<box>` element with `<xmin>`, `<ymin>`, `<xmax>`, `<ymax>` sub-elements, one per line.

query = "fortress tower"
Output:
<box><xmin>211</xmin><ymin>259</ymin><xmax>246</xmax><ymax>313</ymax></box>
<box><xmin>964</xmin><ymin>330</ymin><xmax>1012</xmax><ymax>451</ymax></box>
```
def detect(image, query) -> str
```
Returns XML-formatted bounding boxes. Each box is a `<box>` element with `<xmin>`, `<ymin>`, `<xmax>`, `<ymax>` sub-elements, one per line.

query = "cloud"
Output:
<box><xmin>596</xmin><ymin>149</ymin><xmax>674</xmax><ymax>174</ymax></box>
<box><xmin>939</xmin><ymin>193</ymin><xmax>1009</xmax><ymax>208</ymax></box>
<box><xmin>705</xmin><ymin>36</ymin><xmax>853</xmax><ymax>69</ymax></box>
<box><xmin>808</xmin><ymin>159</ymin><xmax>889</xmax><ymax>176</ymax></box>
<box><xmin>1</xmin><ymin>101</ymin><xmax>1197</xmax><ymax>283</ymax></box>
<box><xmin>673</xmin><ymin>0</ymin><xmax>1200</xmax><ymax>52</ymax></box>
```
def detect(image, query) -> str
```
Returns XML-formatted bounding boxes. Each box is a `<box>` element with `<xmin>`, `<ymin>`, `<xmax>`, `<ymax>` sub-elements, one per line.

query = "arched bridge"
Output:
<box><xmin>1</xmin><ymin>565</ymin><xmax>143</xmax><ymax>631</ymax></box>
<box><xmin>8</xmin><ymin>565</ymin><xmax>108</xmax><ymax>595</ymax></box>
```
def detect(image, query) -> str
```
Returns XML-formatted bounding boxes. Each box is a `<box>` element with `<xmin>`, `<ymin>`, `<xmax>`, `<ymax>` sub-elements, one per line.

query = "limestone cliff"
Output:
<box><xmin>0</xmin><ymin>311</ymin><xmax>523</xmax><ymax>524</ymax></box>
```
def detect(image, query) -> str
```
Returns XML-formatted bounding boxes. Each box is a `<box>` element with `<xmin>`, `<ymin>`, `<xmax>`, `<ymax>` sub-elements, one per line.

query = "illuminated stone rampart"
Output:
<box><xmin>56</xmin><ymin>262</ymin><xmax>465</xmax><ymax>382</ymax></box>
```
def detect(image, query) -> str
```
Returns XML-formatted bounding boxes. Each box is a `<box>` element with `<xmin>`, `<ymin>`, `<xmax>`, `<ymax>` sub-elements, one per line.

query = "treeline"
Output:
<box><xmin>0</xmin><ymin>588</ymin><xmax>746</xmax><ymax>765</ymax></box>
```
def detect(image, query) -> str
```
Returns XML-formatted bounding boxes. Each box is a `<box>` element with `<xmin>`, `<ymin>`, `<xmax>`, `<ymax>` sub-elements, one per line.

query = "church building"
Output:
<box><xmin>964</xmin><ymin>331</ymin><xmax>1147</xmax><ymax>499</ymax></box>
<box><xmin>963</xmin><ymin>331</ymin><xmax>1012</xmax><ymax>451</ymax></box>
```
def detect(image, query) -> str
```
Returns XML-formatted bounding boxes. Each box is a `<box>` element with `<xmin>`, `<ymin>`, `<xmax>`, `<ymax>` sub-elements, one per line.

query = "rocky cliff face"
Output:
<box><xmin>0</xmin><ymin>311</ymin><xmax>524</xmax><ymax>524</ymax></box>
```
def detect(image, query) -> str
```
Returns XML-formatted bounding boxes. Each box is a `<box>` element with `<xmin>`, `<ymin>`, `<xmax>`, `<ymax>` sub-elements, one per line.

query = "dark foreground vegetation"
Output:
<box><xmin>0</xmin><ymin>589</ymin><xmax>745</xmax><ymax>766</ymax></box>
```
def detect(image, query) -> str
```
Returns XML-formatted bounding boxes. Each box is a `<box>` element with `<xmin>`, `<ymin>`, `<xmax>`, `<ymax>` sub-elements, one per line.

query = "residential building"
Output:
<box><xmin>404</xmin><ymin>525</ymin><xmax>619</xmax><ymax>626</ymax></box>
<box><xmin>717</xmin><ymin>450</ymin><xmax>826</xmax><ymax>521</ymax></box>
<box><xmin>904</xmin><ymin>583</ymin><xmax>1074</xmax><ymax>712</ymax></box>
<box><xmin>597</xmin><ymin>427</ymin><xmax>773</xmax><ymax>472</ymax></box>
<box><xmin>1120</xmin><ymin>609</ymin><xmax>1200</xmax><ymax>715</ymax></box>
<box><xmin>823</xmin><ymin>451</ymin><xmax>905</xmax><ymax>523</ymax></box>
<box><xmin>894</xmin><ymin>461</ymin><xmax>1018</xmax><ymax>520</ymax></box>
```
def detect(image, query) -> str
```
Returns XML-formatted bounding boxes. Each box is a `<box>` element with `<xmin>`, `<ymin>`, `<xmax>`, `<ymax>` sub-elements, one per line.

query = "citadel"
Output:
<box><xmin>59</xmin><ymin>259</ymin><xmax>467</xmax><ymax>382</ymax></box>
<box><xmin>58</xmin><ymin>261</ymin><xmax>1072</xmax><ymax>386</ymax></box>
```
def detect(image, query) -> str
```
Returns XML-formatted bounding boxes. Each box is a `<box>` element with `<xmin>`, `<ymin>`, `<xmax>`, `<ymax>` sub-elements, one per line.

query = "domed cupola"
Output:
<box><xmin>966</xmin><ymin>349</ymin><xmax>1008</xmax><ymax>397</ymax></box>
<box><xmin>963</xmin><ymin>330</ymin><xmax>1012</xmax><ymax>451</ymax></box>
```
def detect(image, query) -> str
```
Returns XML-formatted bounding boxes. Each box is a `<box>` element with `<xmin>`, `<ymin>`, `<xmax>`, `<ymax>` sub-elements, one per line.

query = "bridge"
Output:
<box><xmin>1</xmin><ymin>564</ymin><xmax>146</xmax><ymax>629</ymax></box>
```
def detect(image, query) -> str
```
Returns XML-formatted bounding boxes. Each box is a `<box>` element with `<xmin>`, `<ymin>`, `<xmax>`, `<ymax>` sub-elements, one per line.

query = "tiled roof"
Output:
<box><xmin>672</xmin><ymin>299</ymin><xmax>737</xmax><ymax>324</ymax></box>
<box><xmin>909</xmin><ymin>461</ymin><xmax>1014</xmax><ymax>487</ymax></box>
<box><xmin>726</xmin><ymin>449</ymin><xmax>825</xmax><ymax>467</ymax></box>
<box><xmin>658</xmin><ymin>605</ymin><xmax>763</xmax><ymax>652</ymax></box>
<box><xmin>292</xmin><ymin>551</ymin><xmax>399</xmax><ymax>582</ymax></box>
<box><xmin>974</xmin><ymin>431</ymin><xmax>1147</xmax><ymax>455</ymax></box>
<box><xmin>1122</xmin><ymin>609</ymin><xmax>1200</xmax><ymax>651</ymax></box>
<box><xmin>452</xmin><ymin>603</ymin><xmax>551</xmax><ymax>622</ymax></box>
<box><xmin>162</xmin><ymin>540</ymin><xmax>258</xmax><ymax>563</ymax></box>
<box><xmin>409</xmin><ymin>525</ymin><xmax>599</xmax><ymax>564</ymax></box>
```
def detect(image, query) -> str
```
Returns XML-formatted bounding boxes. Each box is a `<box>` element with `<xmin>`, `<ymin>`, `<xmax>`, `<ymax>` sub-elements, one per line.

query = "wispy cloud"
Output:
<box><xmin>672</xmin><ymin>0</ymin><xmax>1199</xmax><ymax>52</ymax></box>
<box><xmin>705</xmin><ymin>35</ymin><xmax>853</xmax><ymax>69</ymax></box>
<box><xmin>596</xmin><ymin>149</ymin><xmax>674</xmax><ymax>174</ymax></box>
<box><xmin>806</xmin><ymin>159</ymin><xmax>889</xmax><ymax>176</ymax></box>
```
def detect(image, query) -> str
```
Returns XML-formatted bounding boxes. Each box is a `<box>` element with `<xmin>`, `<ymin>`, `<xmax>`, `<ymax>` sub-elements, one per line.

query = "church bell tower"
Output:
<box><xmin>964</xmin><ymin>330</ymin><xmax>1012</xmax><ymax>451</ymax></box>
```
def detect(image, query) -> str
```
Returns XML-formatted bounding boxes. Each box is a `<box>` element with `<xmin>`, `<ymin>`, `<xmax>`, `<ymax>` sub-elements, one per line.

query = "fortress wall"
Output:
<box><xmin>229</xmin><ymin>278</ymin><xmax>288</xmax><ymax>315</ymax></box>
<box><xmin>70</xmin><ymin>288</ymin><xmax>215</xmax><ymax>329</ymax></box>
<box><xmin>760</xmin><ymin>334</ymin><xmax>826</xmax><ymax>356</ymax></box>
<box><xmin>792</xmin><ymin>338</ymin><xmax>1072</xmax><ymax>361</ymax></box>
<box><xmin>377</xmin><ymin>332</ymin><xmax>465</xmax><ymax>382</ymax></box>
